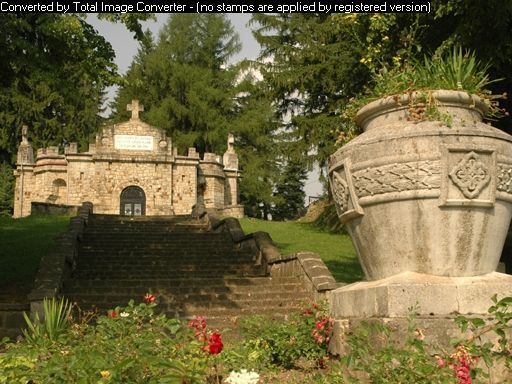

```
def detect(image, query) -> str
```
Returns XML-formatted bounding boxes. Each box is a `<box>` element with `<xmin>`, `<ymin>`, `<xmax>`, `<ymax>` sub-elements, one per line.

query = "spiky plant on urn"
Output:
<box><xmin>329</xmin><ymin>49</ymin><xmax>511</xmax><ymax>280</ymax></box>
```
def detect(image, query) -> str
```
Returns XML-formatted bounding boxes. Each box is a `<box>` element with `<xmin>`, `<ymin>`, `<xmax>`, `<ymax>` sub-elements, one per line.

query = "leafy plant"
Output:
<box><xmin>22</xmin><ymin>296</ymin><xmax>73</xmax><ymax>344</ymax></box>
<box><xmin>339</xmin><ymin>296</ymin><xmax>512</xmax><ymax>383</ymax></box>
<box><xmin>240</xmin><ymin>302</ymin><xmax>333</xmax><ymax>369</ymax></box>
<box><xmin>3</xmin><ymin>296</ymin><xmax>209</xmax><ymax>383</ymax></box>
<box><xmin>338</xmin><ymin>47</ymin><xmax>507</xmax><ymax>145</ymax></box>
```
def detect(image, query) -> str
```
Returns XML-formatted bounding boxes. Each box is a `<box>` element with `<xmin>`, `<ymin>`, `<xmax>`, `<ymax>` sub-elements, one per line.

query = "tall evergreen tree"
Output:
<box><xmin>114</xmin><ymin>14</ymin><xmax>281</xmax><ymax>217</ymax></box>
<box><xmin>113</xmin><ymin>14</ymin><xmax>241</xmax><ymax>155</ymax></box>
<box><xmin>272</xmin><ymin>158</ymin><xmax>307</xmax><ymax>221</ymax></box>
<box><xmin>251</xmin><ymin>14</ymin><xmax>369</xmax><ymax>170</ymax></box>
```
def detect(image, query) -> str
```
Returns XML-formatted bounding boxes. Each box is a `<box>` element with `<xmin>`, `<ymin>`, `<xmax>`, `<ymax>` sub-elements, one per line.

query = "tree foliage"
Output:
<box><xmin>0</xmin><ymin>13</ymin><xmax>151</xmax><ymax>214</ymax></box>
<box><xmin>251</xmin><ymin>4</ymin><xmax>512</xmax><ymax>172</ymax></box>
<box><xmin>0</xmin><ymin>162</ymin><xmax>14</xmax><ymax>216</ymax></box>
<box><xmin>0</xmin><ymin>14</ymin><xmax>119</xmax><ymax>164</ymax></box>
<box><xmin>251</xmin><ymin>14</ymin><xmax>370</xmax><ymax>169</ymax></box>
<box><xmin>114</xmin><ymin>14</ymin><xmax>242</xmax><ymax>154</ymax></box>
<box><xmin>335</xmin><ymin>3</ymin><xmax>512</xmax><ymax>132</ymax></box>
<box><xmin>114</xmin><ymin>14</ymin><xmax>281</xmax><ymax>217</ymax></box>
<box><xmin>271</xmin><ymin>158</ymin><xmax>307</xmax><ymax>221</ymax></box>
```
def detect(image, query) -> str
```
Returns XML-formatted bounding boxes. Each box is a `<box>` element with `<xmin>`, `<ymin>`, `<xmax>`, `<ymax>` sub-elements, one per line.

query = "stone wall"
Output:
<box><xmin>173</xmin><ymin>158</ymin><xmax>198</xmax><ymax>215</ymax></box>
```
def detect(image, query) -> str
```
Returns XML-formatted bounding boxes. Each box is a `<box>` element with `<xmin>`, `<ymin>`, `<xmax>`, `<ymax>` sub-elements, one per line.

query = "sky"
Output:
<box><xmin>87</xmin><ymin>13</ymin><xmax>323</xmax><ymax>200</ymax></box>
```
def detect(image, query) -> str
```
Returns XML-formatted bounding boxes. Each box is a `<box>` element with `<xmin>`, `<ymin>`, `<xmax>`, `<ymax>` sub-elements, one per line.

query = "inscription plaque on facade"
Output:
<box><xmin>114</xmin><ymin>135</ymin><xmax>153</xmax><ymax>151</ymax></box>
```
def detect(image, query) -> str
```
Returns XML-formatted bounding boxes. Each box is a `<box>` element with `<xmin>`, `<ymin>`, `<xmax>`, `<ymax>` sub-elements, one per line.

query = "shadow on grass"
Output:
<box><xmin>324</xmin><ymin>259</ymin><xmax>364</xmax><ymax>284</ymax></box>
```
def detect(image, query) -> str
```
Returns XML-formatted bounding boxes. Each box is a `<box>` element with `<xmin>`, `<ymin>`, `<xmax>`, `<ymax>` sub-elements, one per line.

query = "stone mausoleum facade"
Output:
<box><xmin>13</xmin><ymin>100</ymin><xmax>243</xmax><ymax>218</ymax></box>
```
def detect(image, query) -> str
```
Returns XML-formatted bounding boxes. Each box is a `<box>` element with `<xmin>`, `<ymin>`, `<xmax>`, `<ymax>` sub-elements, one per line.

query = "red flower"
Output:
<box><xmin>208</xmin><ymin>332</ymin><xmax>223</xmax><ymax>354</ymax></box>
<box><xmin>143</xmin><ymin>293</ymin><xmax>156</xmax><ymax>303</ymax></box>
<box><xmin>110</xmin><ymin>310</ymin><xmax>117</xmax><ymax>318</ymax></box>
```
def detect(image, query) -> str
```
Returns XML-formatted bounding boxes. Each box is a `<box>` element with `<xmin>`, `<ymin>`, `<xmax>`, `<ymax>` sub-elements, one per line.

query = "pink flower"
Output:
<box><xmin>437</xmin><ymin>358</ymin><xmax>446</xmax><ymax>368</ymax></box>
<box><xmin>188</xmin><ymin>315</ymin><xmax>207</xmax><ymax>332</ymax></box>
<box><xmin>143</xmin><ymin>293</ymin><xmax>156</xmax><ymax>303</ymax></box>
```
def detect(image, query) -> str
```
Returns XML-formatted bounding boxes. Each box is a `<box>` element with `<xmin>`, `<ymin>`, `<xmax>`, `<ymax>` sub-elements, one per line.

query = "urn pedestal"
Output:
<box><xmin>328</xmin><ymin>91</ymin><xmax>512</xmax><ymax>363</ymax></box>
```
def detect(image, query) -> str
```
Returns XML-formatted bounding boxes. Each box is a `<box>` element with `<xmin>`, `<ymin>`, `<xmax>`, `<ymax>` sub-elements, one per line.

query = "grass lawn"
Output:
<box><xmin>0</xmin><ymin>215</ymin><xmax>70</xmax><ymax>292</ymax></box>
<box><xmin>239</xmin><ymin>217</ymin><xmax>363</xmax><ymax>283</ymax></box>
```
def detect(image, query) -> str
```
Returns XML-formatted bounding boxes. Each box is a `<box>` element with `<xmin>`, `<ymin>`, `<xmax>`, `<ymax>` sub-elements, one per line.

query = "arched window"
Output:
<box><xmin>50</xmin><ymin>178</ymin><xmax>67</xmax><ymax>204</ymax></box>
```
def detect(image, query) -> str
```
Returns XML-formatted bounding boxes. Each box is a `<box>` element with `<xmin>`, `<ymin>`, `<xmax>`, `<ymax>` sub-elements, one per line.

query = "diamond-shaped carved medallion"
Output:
<box><xmin>449</xmin><ymin>151</ymin><xmax>490</xmax><ymax>199</ymax></box>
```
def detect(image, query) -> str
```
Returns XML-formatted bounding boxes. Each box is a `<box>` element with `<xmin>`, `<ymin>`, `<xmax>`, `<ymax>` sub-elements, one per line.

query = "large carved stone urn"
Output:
<box><xmin>328</xmin><ymin>90</ymin><xmax>512</xmax><ymax>281</ymax></box>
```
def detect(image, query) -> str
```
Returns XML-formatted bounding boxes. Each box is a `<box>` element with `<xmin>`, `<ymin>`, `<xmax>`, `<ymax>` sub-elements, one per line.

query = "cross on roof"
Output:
<box><xmin>127</xmin><ymin>99</ymin><xmax>144</xmax><ymax>120</ymax></box>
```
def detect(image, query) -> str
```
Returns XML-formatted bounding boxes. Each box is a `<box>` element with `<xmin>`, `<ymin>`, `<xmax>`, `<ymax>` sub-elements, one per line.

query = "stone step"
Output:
<box><xmin>72</xmin><ymin>270</ymin><xmax>266</xmax><ymax>279</ymax></box>
<box><xmin>63</xmin><ymin>282</ymin><xmax>306</xmax><ymax>296</ymax></box>
<box><xmin>78</xmin><ymin>250</ymin><xmax>237</xmax><ymax>257</ymax></box>
<box><xmin>64</xmin><ymin>280</ymin><xmax>304</xmax><ymax>298</ymax></box>
<box><xmin>83</xmin><ymin>227</ymin><xmax>209</xmax><ymax>234</ymax></box>
<box><xmin>60</xmin><ymin>214</ymin><xmax>313</xmax><ymax>331</ymax></box>
<box><xmin>66</xmin><ymin>295</ymin><xmax>310</xmax><ymax>313</ymax></box>
<box><xmin>64</xmin><ymin>290</ymin><xmax>306</xmax><ymax>304</ymax></box>
<box><xmin>88</xmin><ymin>216</ymin><xmax>197</xmax><ymax>223</ymax></box>
<box><xmin>78</xmin><ymin>250</ymin><xmax>253</xmax><ymax>264</ymax></box>
<box><xmin>79</xmin><ymin>244</ymin><xmax>234</xmax><ymax>250</ymax></box>
<box><xmin>73</xmin><ymin>264</ymin><xmax>262</xmax><ymax>272</ymax></box>
<box><xmin>75</xmin><ymin>261</ymin><xmax>256</xmax><ymax>268</ymax></box>
<box><xmin>63</xmin><ymin>276</ymin><xmax>303</xmax><ymax>288</ymax></box>
<box><xmin>82</xmin><ymin>233</ymin><xmax>229</xmax><ymax>239</ymax></box>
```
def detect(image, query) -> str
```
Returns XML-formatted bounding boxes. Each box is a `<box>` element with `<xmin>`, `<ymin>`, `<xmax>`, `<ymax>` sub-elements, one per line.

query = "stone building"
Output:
<box><xmin>13</xmin><ymin>100</ymin><xmax>243</xmax><ymax>218</ymax></box>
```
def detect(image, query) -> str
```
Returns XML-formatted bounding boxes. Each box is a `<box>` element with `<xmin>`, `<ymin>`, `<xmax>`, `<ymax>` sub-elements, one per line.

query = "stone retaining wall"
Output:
<box><xmin>211</xmin><ymin>216</ymin><xmax>337</xmax><ymax>300</ymax></box>
<box><xmin>31</xmin><ymin>202</ymin><xmax>80</xmax><ymax>216</ymax></box>
<box><xmin>28</xmin><ymin>202</ymin><xmax>93</xmax><ymax>317</ymax></box>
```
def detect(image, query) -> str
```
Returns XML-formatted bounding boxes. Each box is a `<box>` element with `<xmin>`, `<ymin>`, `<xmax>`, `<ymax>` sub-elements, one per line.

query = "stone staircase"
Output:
<box><xmin>62</xmin><ymin>214</ymin><xmax>312</xmax><ymax>326</ymax></box>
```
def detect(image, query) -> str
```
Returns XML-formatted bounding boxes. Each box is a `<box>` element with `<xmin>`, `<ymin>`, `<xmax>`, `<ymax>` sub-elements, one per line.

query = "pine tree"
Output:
<box><xmin>114</xmin><ymin>14</ymin><xmax>281</xmax><ymax>217</ymax></box>
<box><xmin>0</xmin><ymin>162</ymin><xmax>14</xmax><ymax>216</ymax></box>
<box><xmin>113</xmin><ymin>14</ymin><xmax>241</xmax><ymax>155</ymax></box>
<box><xmin>251</xmin><ymin>14</ymin><xmax>369</xmax><ymax>169</ymax></box>
<box><xmin>272</xmin><ymin>158</ymin><xmax>307</xmax><ymax>221</ymax></box>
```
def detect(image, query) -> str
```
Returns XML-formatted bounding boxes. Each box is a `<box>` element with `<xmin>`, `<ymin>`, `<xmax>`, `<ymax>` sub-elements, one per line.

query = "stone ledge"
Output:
<box><xmin>330</xmin><ymin>271</ymin><xmax>512</xmax><ymax>318</ymax></box>
<box><xmin>296</xmin><ymin>252</ymin><xmax>337</xmax><ymax>291</ymax></box>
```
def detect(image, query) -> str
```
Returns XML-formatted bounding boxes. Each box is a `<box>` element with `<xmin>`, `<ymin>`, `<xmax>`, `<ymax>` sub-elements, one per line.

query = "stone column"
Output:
<box><xmin>13</xmin><ymin>125</ymin><xmax>35</xmax><ymax>218</ymax></box>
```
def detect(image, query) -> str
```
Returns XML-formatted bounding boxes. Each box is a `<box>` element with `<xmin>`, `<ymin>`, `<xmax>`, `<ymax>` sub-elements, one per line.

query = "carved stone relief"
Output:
<box><xmin>497</xmin><ymin>164</ymin><xmax>512</xmax><ymax>194</ymax></box>
<box><xmin>331</xmin><ymin>171</ymin><xmax>349</xmax><ymax>216</ymax></box>
<box><xmin>449</xmin><ymin>152</ymin><xmax>490</xmax><ymax>199</ymax></box>
<box><xmin>352</xmin><ymin>160</ymin><xmax>441</xmax><ymax>198</ymax></box>
<box><xmin>441</xmin><ymin>146</ymin><xmax>496</xmax><ymax>207</ymax></box>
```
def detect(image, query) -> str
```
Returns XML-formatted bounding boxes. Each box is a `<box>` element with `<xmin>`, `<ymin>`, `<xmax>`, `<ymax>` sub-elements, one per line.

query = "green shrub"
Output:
<box><xmin>240</xmin><ymin>302</ymin><xmax>333</xmax><ymax>369</ymax></box>
<box><xmin>339</xmin><ymin>296</ymin><xmax>512</xmax><ymax>383</ymax></box>
<box><xmin>1</xmin><ymin>298</ymin><xmax>209</xmax><ymax>383</ymax></box>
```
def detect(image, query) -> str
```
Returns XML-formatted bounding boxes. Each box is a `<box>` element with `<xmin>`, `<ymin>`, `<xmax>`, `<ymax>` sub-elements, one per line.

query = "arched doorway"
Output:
<box><xmin>120</xmin><ymin>186</ymin><xmax>146</xmax><ymax>216</ymax></box>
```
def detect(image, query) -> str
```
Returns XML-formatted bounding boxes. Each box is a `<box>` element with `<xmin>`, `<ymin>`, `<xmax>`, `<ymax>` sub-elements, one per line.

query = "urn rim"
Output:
<box><xmin>355</xmin><ymin>90</ymin><xmax>489</xmax><ymax>130</ymax></box>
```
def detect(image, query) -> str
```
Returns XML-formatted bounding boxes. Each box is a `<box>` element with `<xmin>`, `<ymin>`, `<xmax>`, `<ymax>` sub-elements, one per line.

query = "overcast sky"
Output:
<box><xmin>87</xmin><ymin>13</ymin><xmax>323</xmax><ymax>199</ymax></box>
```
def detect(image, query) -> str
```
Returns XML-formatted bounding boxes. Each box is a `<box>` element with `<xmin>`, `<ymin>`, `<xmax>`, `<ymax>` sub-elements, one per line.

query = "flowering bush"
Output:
<box><xmin>0</xmin><ymin>294</ymin><xmax>208</xmax><ymax>383</ymax></box>
<box><xmin>189</xmin><ymin>315</ymin><xmax>224</xmax><ymax>355</ymax></box>
<box><xmin>143</xmin><ymin>293</ymin><xmax>156</xmax><ymax>303</ymax></box>
<box><xmin>240</xmin><ymin>301</ymin><xmax>333</xmax><ymax>369</ymax></box>
<box><xmin>340</xmin><ymin>295</ymin><xmax>512</xmax><ymax>383</ymax></box>
<box><xmin>1</xmin><ymin>296</ymin><xmax>510</xmax><ymax>383</ymax></box>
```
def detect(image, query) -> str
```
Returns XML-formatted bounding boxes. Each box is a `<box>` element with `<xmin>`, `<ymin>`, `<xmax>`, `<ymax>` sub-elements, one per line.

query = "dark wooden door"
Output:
<box><xmin>120</xmin><ymin>186</ymin><xmax>146</xmax><ymax>216</ymax></box>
